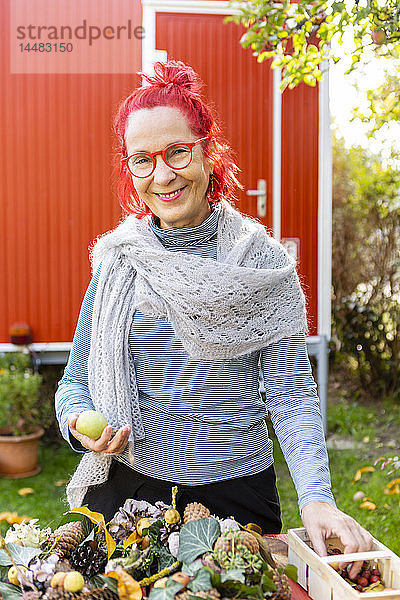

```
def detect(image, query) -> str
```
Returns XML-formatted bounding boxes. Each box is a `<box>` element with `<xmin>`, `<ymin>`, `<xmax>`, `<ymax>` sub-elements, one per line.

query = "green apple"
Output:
<box><xmin>76</xmin><ymin>410</ymin><xmax>107</xmax><ymax>440</ymax></box>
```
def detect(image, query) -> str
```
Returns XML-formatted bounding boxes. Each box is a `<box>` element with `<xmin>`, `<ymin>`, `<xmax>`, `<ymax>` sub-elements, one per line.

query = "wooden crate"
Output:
<box><xmin>287</xmin><ymin>527</ymin><xmax>400</xmax><ymax>600</ymax></box>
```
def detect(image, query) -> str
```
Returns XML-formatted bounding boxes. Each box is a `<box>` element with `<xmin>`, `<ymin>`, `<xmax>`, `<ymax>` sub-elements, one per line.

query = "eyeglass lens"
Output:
<box><xmin>128</xmin><ymin>144</ymin><xmax>192</xmax><ymax>177</ymax></box>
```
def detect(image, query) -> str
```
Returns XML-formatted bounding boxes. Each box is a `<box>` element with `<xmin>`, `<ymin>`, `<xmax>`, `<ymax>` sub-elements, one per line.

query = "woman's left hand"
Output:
<box><xmin>301</xmin><ymin>501</ymin><xmax>373</xmax><ymax>579</ymax></box>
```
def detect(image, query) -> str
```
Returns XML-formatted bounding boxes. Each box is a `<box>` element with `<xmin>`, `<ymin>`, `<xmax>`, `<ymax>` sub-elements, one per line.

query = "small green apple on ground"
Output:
<box><xmin>76</xmin><ymin>410</ymin><xmax>107</xmax><ymax>440</ymax></box>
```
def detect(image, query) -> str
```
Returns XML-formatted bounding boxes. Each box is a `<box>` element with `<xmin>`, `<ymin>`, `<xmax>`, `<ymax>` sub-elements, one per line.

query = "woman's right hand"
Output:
<box><xmin>68</xmin><ymin>413</ymin><xmax>131</xmax><ymax>455</ymax></box>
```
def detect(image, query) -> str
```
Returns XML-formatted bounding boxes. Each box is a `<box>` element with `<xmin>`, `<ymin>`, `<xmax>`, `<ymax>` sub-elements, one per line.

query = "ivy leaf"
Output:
<box><xmin>0</xmin><ymin>545</ymin><xmax>41</xmax><ymax>567</ymax></box>
<box><xmin>187</xmin><ymin>569</ymin><xmax>212</xmax><ymax>592</ymax></box>
<box><xmin>58</xmin><ymin>510</ymin><xmax>88</xmax><ymax>527</ymax></box>
<box><xmin>146</xmin><ymin>519</ymin><xmax>163</xmax><ymax>545</ymax></box>
<box><xmin>220</xmin><ymin>569</ymin><xmax>245</xmax><ymax>583</ymax></box>
<box><xmin>219</xmin><ymin>580</ymin><xmax>264</xmax><ymax>600</ymax></box>
<box><xmin>283</xmin><ymin>564</ymin><xmax>298</xmax><ymax>581</ymax></box>
<box><xmin>90</xmin><ymin>574</ymin><xmax>119</xmax><ymax>594</ymax></box>
<box><xmin>177</xmin><ymin>519</ymin><xmax>220</xmax><ymax>563</ymax></box>
<box><xmin>157</xmin><ymin>545</ymin><xmax>176</xmax><ymax>571</ymax></box>
<box><xmin>261</xmin><ymin>571</ymin><xmax>276</xmax><ymax>593</ymax></box>
<box><xmin>148</xmin><ymin>579</ymin><xmax>183</xmax><ymax>600</ymax></box>
<box><xmin>0</xmin><ymin>565</ymin><xmax>10</xmax><ymax>582</ymax></box>
<box><xmin>182</xmin><ymin>560</ymin><xmax>203</xmax><ymax>576</ymax></box>
<box><xmin>0</xmin><ymin>582</ymin><xmax>22</xmax><ymax>600</ymax></box>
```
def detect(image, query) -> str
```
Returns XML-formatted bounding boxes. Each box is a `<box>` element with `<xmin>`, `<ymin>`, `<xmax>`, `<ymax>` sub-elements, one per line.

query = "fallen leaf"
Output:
<box><xmin>53</xmin><ymin>480</ymin><xmax>68</xmax><ymax>487</ymax></box>
<box><xmin>384</xmin><ymin>486</ymin><xmax>400</xmax><ymax>495</ymax></box>
<box><xmin>387</xmin><ymin>478</ymin><xmax>400</xmax><ymax>488</ymax></box>
<box><xmin>383</xmin><ymin>478</ymin><xmax>400</xmax><ymax>495</ymax></box>
<box><xmin>352</xmin><ymin>466</ymin><xmax>374</xmax><ymax>484</ymax></box>
<box><xmin>0</xmin><ymin>512</ymin><xmax>33</xmax><ymax>524</ymax></box>
<box><xmin>359</xmin><ymin>500</ymin><xmax>377</xmax><ymax>510</ymax></box>
<box><xmin>17</xmin><ymin>488</ymin><xmax>34</xmax><ymax>497</ymax></box>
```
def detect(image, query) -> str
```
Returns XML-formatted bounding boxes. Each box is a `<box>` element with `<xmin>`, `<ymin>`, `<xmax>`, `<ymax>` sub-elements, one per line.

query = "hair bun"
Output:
<box><xmin>139</xmin><ymin>60</ymin><xmax>203</xmax><ymax>95</ymax></box>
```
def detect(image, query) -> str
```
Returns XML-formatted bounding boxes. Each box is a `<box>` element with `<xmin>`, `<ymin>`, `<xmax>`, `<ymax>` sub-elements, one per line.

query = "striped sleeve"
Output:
<box><xmin>54</xmin><ymin>267</ymin><xmax>101</xmax><ymax>452</ymax></box>
<box><xmin>261</xmin><ymin>333</ymin><xmax>336</xmax><ymax>512</ymax></box>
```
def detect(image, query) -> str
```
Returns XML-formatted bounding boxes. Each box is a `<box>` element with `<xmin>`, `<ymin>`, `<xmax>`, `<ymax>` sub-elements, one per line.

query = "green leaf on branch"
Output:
<box><xmin>331</xmin><ymin>2</ymin><xmax>346</xmax><ymax>12</ymax></box>
<box><xmin>228</xmin><ymin>0</ymin><xmax>400</xmax><ymax>90</ymax></box>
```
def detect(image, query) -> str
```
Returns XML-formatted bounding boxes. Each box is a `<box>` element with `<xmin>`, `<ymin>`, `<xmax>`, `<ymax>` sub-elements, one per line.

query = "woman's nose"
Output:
<box><xmin>152</xmin><ymin>156</ymin><xmax>176</xmax><ymax>185</ymax></box>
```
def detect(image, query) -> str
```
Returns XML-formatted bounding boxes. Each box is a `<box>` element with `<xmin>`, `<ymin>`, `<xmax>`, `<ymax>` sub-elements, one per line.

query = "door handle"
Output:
<box><xmin>246</xmin><ymin>179</ymin><xmax>267</xmax><ymax>218</ymax></box>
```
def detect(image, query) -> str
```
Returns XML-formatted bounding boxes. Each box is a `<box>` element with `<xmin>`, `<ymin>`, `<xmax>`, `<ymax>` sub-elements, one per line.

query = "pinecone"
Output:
<box><xmin>81</xmin><ymin>588</ymin><xmax>119</xmax><ymax>600</ymax></box>
<box><xmin>160</xmin><ymin>521</ymin><xmax>181</xmax><ymax>544</ymax></box>
<box><xmin>43</xmin><ymin>590</ymin><xmax>79</xmax><ymax>600</ymax></box>
<box><xmin>183</xmin><ymin>502</ymin><xmax>211</xmax><ymax>523</ymax></box>
<box><xmin>177</xmin><ymin>589</ymin><xmax>220</xmax><ymax>600</ymax></box>
<box><xmin>271</xmin><ymin>571</ymin><xmax>291</xmax><ymax>600</ymax></box>
<box><xmin>69</xmin><ymin>541</ymin><xmax>107</xmax><ymax>578</ymax></box>
<box><xmin>46</xmin><ymin>523</ymin><xmax>84</xmax><ymax>558</ymax></box>
<box><xmin>214</xmin><ymin>531</ymin><xmax>259</xmax><ymax>555</ymax></box>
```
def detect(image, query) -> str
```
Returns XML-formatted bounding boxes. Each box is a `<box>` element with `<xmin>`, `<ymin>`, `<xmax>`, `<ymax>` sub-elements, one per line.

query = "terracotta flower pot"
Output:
<box><xmin>0</xmin><ymin>426</ymin><xmax>44</xmax><ymax>478</ymax></box>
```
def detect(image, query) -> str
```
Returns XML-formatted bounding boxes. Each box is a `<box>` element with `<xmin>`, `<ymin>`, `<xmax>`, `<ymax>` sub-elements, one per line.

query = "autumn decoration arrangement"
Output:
<box><xmin>0</xmin><ymin>491</ymin><xmax>295</xmax><ymax>600</ymax></box>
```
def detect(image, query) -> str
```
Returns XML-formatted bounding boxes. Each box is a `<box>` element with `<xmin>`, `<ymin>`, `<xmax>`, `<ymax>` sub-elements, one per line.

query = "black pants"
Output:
<box><xmin>82</xmin><ymin>461</ymin><xmax>282</xmax><ymax>533</ymax></box>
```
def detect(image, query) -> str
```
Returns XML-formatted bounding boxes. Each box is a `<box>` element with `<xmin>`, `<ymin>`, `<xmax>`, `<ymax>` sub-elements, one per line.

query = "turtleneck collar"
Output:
<box><xmin>150</xmin><ymin>202</ymin><xmax>221</xmax><ymax>248</ymax></box>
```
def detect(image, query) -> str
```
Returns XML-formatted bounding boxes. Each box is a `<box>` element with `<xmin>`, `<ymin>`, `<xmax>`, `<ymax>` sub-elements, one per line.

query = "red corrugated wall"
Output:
<box><xmin>0</xmin><ymin>0</ymin><xmax>142</xmax><ymax>342</ymax></box>
<box><xmin>156</xmin><ymin>12</ymin><xmax>319</xmax><ymax>335</ymax></box>
<box><xmin>156</xmin><ymin>13</ymin><xmax>274</xmax><ymax>227</ymax></box>
<box><xmin>281</xmin><ymin>83</ymin><xmax>319</xmax><ymax>335</ymax></box>
<box><xmin>0</xmin><ymin>2</ymin><xmax>319</xmax><ymax>342</ymax></box>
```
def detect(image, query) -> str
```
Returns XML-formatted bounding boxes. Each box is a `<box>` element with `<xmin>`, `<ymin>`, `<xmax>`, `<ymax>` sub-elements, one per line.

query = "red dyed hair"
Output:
<box><xmin>113</xmin><ymin>60</ymin><xmax>242</xmax><ymax>218</ymax></box>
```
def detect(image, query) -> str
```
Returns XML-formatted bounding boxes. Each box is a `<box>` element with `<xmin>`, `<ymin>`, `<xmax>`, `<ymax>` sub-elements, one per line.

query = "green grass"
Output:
<box><xmin>273</xmin><ymin>397</ymin><xmax>400</xmax><ymax>555</ymax></box>
<box><xmin>274</xmin><ymin>441</ymin><xmax>400</xmax><ymax>554</ymax></box>
<box><xmin>327</xmin><ymin>395</ymin><xmax>400</xmax><ymax>443</ymax></box>
<box><xmin>0</xmin><ymin>444</ymin><xmax>80</xmax><ymax>534</ymax></box>
<box><xmin>1</xmin><ymin>398</ymin><xmax>399</xmax><ymax>556</ymax></box>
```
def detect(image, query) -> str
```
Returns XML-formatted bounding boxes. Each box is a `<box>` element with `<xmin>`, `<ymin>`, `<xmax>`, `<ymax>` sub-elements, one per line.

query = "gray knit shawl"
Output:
<box><xmin>66</xmin><ymin>200</ymin><xmax>306</xmax><ymax>509</ymax></box>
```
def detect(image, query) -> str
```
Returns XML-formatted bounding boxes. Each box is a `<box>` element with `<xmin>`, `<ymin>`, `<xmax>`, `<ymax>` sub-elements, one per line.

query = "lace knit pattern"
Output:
<box><xmin>66</xmin><ymin>201</ymin><xmax>306</xmax><ymax>508</ymax></box>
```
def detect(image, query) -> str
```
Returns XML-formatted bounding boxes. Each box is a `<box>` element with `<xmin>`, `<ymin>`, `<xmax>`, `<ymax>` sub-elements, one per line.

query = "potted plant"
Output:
<box><xmin>0</xmin><ymin>351</ymin><xmax>44</xmax><ymax>478</ymax></box>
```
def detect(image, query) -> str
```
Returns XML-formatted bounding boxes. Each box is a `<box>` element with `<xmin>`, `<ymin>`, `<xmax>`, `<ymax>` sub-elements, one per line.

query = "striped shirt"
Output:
<box><xmin>55</xmin><ymin>205</ymin><xmax>335</xmax><ymax>511</ymax></box>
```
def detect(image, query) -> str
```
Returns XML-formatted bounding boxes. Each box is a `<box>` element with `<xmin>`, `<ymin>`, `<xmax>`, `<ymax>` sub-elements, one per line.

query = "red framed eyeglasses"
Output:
<box><xmin>121</xmin><ymin>136</ymin><xmax>209</xmax><ymax>178</ymax></box>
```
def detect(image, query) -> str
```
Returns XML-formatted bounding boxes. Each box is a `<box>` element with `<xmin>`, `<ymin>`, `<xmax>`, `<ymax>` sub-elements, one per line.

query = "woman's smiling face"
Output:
<box><xmin>125</xmin><ymin>106</ymin><xmax>212</xmax><ymax>229</ymax></box>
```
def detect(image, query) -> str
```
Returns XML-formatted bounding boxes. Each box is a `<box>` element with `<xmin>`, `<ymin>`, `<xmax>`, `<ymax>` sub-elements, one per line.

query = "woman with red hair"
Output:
<box><xmin>56</xmin><ymin>60</ymin><xmax>371</xmax><ymax>569</ymax></box>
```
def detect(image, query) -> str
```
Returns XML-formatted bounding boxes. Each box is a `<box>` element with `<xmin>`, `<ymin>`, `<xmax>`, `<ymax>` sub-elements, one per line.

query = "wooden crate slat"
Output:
<box><xmin>308</xmin><ymin>568</ymin><xmax>332</xmax><ymax>600</ymax></box>
<box><xmin>287</xmin><ymin>528</ymin><xmax>400</xmax><ymax>600</ymax></box>
<box><xmin>322</xmin><ymin>551</ymin><xmax>393</xmax><ymax>563</ymax></box>
<box><xmin>288</xmin><ymin>548</ymin><xmax>308</xmax><ymax>589</ymax></box>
